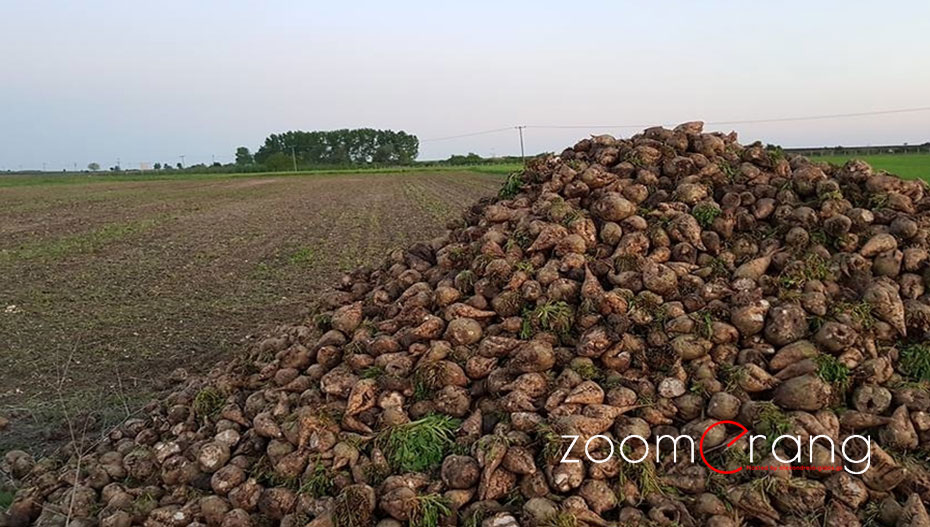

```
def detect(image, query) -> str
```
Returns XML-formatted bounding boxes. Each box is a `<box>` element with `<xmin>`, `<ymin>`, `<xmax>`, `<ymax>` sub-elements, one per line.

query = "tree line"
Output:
<box><xmin>77</xmin><ymin>130</ymin><xmax>525</xmax><ymax>175</ymax></box>
<box><xmin>236</xmin><ymin>128</ymin><xmax>419</xmax><ymax>170</ymax></box>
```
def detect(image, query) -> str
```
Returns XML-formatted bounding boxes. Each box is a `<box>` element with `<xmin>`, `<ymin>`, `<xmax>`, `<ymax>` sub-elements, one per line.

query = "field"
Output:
<box><xmin>0</xmin><ymin>163</ymin><xmax>521</xmax><ymax>188</ymax></box>
<box><xmin>805</xmin><ymin>152</ymin><xmax>930</xmax><ymax>181</ymax></box>
<box><xmin>0</xmin><ymin>170</ymin><xmax>503</xmax><ymax>453</ymax></box>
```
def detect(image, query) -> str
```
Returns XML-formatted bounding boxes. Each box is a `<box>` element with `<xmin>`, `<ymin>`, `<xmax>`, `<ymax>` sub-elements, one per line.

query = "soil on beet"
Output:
<box><xmin>0</xmin><ymin>171</ymin><xmax>501</xmax><ymax>453</ymax></box>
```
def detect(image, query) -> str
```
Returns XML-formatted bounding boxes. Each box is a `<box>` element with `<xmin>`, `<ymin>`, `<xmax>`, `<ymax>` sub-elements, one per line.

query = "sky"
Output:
<box><xmin>1</xmin><ymin>1</ymin><xmax>929</xmax><ymax>170</ymax></box>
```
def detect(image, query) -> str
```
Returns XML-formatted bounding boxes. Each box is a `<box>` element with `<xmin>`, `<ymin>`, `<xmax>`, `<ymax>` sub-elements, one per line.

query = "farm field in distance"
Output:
<box><xmin>0</xmin><ymin>170</ymin><xmax>503</xmax><ymax>452</ymax></box>
<box><xmin>0</xmin><ymin>163</ymin><xmax>522</xmax><ymax>187</ymax></box>
<box><xmin>805</xmin><ymin>152</ymin><xmax>930</xmax><ymax>181</ymax></box>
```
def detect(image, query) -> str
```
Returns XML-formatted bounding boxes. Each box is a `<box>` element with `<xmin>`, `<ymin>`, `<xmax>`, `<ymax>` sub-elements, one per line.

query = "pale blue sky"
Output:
<box><xmin>1</xmin><ymin>1</ymin><xmax>929</xmax><ymax>170</ymax></box>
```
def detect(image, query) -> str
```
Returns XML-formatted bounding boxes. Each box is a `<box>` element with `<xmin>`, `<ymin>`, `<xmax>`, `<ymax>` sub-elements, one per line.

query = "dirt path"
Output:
<box><xmin>0</xmin><ymin>172</ymin><xmax>501</xmax><ymax>452</ymax></box>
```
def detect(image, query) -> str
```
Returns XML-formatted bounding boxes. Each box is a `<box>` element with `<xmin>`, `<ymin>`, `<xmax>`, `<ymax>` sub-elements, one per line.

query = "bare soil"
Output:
<box><xmin>0</xmin><ymin>172</ymin><xmax>500</xmax><ymax>453</ymax></box>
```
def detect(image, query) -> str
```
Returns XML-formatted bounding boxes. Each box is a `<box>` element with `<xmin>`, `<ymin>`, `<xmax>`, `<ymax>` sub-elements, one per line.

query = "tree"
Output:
<box><xmin>176</xmin><ymin>162</ymin><xmax>183</xmax><ymax>169</ymax></box>
<box><xmin>253</xmin><ymin>129</ymin><xmax>418</xmax><ymax>166</ymax></box>
<box><xmin>447</xmin><ymin>153</ymin><xmax>483</xmax><ymax>165</ymax></box>
<box><xmin>264</xmin><ymin>152</ymin><xmax>293</xmax><ymax>171</ymax></box>
<box><xmin>235</xmin><ymin>147</ymin><xmax>253</xmax><ymax>166</ymax></box>
<box><xmin>153</xmin><ymin>162</ymin><xmax>162</xmax><ymax>170</ymax></box>
<box><xmin>87</xmin><ymin>162</ymin><xmax>100</xmax><ymax>171</ymax></box>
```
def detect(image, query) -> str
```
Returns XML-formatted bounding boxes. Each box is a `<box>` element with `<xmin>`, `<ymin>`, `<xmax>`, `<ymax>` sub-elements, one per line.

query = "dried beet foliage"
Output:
<box><xmin>4</xmin><ymin>123</ymin><xmax>930</xmax><ymax>527</ymax></box>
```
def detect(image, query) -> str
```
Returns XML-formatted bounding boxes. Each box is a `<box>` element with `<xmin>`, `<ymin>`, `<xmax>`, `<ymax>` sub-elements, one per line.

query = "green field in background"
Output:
<box><xmin>4</xmin><ymin>153</ymin><xmax>928</xmax><ymax>188</ymax></box>
<box><xmin>0</xmin><ymin>163</ymin><xmax>521</xmax><ymax>188</ymax></box>
<box><xmin>807</xmin><ymin>153</ymin><xmax>930</xmax><ymax>182</ymax></box>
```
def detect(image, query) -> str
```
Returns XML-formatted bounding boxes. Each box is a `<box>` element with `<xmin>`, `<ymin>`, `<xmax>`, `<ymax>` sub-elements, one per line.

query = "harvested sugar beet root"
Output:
<box><xmin>4</xmin><ymin>122</ymin><xmax>930</xmax><ymax>527</ymax></box>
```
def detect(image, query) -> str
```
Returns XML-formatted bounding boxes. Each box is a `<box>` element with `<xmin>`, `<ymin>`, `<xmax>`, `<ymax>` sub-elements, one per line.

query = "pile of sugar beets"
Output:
<box><xmin>5</xmin><ymin>123</ymin><xmax>930</xmax><ymax>527</ymax></box>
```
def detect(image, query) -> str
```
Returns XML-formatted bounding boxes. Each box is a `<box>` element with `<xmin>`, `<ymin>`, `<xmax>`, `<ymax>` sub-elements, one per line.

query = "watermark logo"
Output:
<box><xmin>560</xmin><ymin>420</ymin><xmax>871</xmax><ymax>475</ymax></box>
<box><xmin>700</xmin><ymin>420</ymin><xmax>746</xmax><ymax>475</ymax></box>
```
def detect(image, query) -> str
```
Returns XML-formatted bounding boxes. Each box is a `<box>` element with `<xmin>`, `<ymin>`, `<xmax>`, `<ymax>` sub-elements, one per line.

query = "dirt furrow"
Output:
<box><xmin>0</xmin><ymin>172</ymin><xmax>499</xmax><ymax>452</ymax></box>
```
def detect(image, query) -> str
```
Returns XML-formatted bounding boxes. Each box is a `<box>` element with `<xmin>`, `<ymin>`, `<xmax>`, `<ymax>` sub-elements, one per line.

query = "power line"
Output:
<box><xmin>415</xmin><ymin>106</ymin><xmax>930</xmax><ymax>151</ymax></box>
<box><xmin>420</xmin><ymin>127</ymin><xmax>513</xmax><ymax>143</ymax></box>
<box><xmin>524</xmin><ymin>123</ymin><xmax>651</xmax><ymax>130</ymax></box>
<box><xmin>414</xmin><ymin>105</ymin><xmax>928</xmax><ymax>161</ymax></box>
<box><xmin>705</xmin><ymin>106</ymin><xmax>930</xmax><ymax>126</ymax></box>
<box><xmin>524</xmin><ymin>105</ymin><xmax>930</xmax><ymax>130</ymax></box>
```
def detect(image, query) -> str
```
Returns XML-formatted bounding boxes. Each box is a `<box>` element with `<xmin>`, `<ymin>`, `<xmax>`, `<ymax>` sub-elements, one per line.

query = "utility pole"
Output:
<box><xmin>290</xmin><ymin>145</ymin><xmax>297</xmax><ymax>172</ymax></box>
<box><xmin>515</xmin><ymin>125</ymin><xmax>526</xmax><ymax>162</ymax></box>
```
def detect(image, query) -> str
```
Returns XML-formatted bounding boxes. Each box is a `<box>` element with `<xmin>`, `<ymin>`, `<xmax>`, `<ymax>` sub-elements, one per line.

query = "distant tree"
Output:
<box><xmin>153</xmin><ymin>162</ymin><xmax>162</xmax><ymax>170</ymax></box>
<box><xmin>254</xmin><ymin>129</ymin><xmax>418</xmax><ymax>166</ymax></box>
<box><xmin>372</xmin><ymin>142</ymin><xmax>397</xmax><ymax>163</ymax></box>
<box><xmin>176</xmin><ymin>162</ymin><xmax>183</xmax><ymax>169</ymax></box>
<box><xmin>212</xmin><ymin>162</ymin><xmax>221</xmax><ymax>167</ymax></box>
<box><xmin>264</xmin><ymin>152</ymin><xmax>293</xmax><ymax>171</ymax></box>
<box><xmin>87</xmin><ymin>162</ymin><xmax>100</xmax><ymax>171</ymax></box>
<box><xmin>162</xmin><ymin>163</ymin><xmax>172</xmax><ymax>171</ymax></box>
<box><xmin>235</xmin><ymin>146</ymin><xmax>253</xmax><ymax>166</ymax></box>
<box><xmin>447</xmin><ymin>153</ymin><xmax>483</xmax><ymax>165</ymax></box>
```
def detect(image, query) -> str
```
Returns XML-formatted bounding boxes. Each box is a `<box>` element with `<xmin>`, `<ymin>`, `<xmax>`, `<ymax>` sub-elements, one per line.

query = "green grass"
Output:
<box><xmin>299</xmin><ymin>461</ymin><xmax>335</xmax><ymax>498</ymax></box>
<box><xmin>192</xmin><ymin>387</ymin><xmax>224</xmax><ymax>418</ymax></box>
<box><xmin>778</xmin><ymin>252</ymin><xmax>830</xmax><ymax>289</ymax></box>
<box><xmin>498</xmin><ymin>170</ymin><xmax>525</xmax><ymax>198</ymax></box>
<box><xmin>899</xmin><ymin>343</ymin><xmax>930</xmax><ymax>382</ymax></box>
<box><xmin>412</xmin><ymin>361</ymin><xmax>447</xmax><ymax>401</ymax></box>
<box><xmin>616</xmin><ymin>458</ymin><xmax>674</xmax><ymax>502</ymax></box>
<box><xmin>0</xmin><ymin>218</ymin><xmax>159</xmax><ymax>262</ymax></box>
<box><xmin>541</xmin><ymin>512</ymin><xmax>578</xmax><ymax>527</ymax></box>
<box><xmin>288</xmin><ymin>246</ymin><xmax>316</xmax><ymax>266</ymax></box>
<box><xmin>535</xmin><ymin>424</ymin><xmax>566</xmax><ymax>462</ymax></box>
<box><xmin>830</xmin><ymin>301</ymin><xmax>875</xmax><ymax>329</ymax></box>
<box><xmin>808</xmin><ymin>153</ymin><xmax>930</xmax><ymax>182</ymax></box>
<box><xmin>692</xmin><ymin>309</ymin><xmax>715</xmax><ymax>339</ymax></box>
<box><xmin>248</xmin><ymin>455</ymin><xmax>300</xmax><ymax>490</ymax></box>
<box><xmin>692</xmin><ymin>203</ymin><xmax>722</xmax><ymax>228</ymax></box>
<box><xmin>377</xmin><ymin>414</ymin><xmax>460</xmax><ymax>472</ymax></box>
<box><xmin>0</xmin><ymin>490</ymin><xmax>13</xmax><ymax>511</ymax></box>
<box><xmin>570</xmin><ymin>360</ymin><xmax>603</xmax><ymax>381</ymax></box>
<box><xmin>409</xmin><ymin>494</ymin><xmax>452</xmax><ymax>527</ymax></box>
<box><xmin>520</xmin><ymin>300</ymin><xmax>574</xmax><ymax>339</ymax></box>
<box><xmin>754</xmin><ymin>402</ymin><xmax>792</xmax><ymax>445</ymax></box>
<box><xmin>131</xmin><ymin>491</ymin><xmax>158</xmax><ymax>517</ymax></box>
<box><xmin>514</xmin><ymin>260</ymin><xmax>535</xmax><ymax>273</ymax></box>
<box><xmin>360</xmin><ymin>366</ymin><xmax>383</xmax><ymax>379</ymax></box>
<box><xmin>719</xmin><ymin>364</ymin><xmax>747</xmax><ymax>392</ymax></box>
<box><xmin>332</xmin><ymin>485</ymin><xmax>377</xmax><ymax>527</ymax></box>
<box><xmin>0</xmin><ymin>163</ymin><xmax>521</xmax><ymax>188</ymax></box>
<box><xmin>717</xmin><ymin>160</ymin><xmax>738</xmax><ymax>180</ymax></box>
<box><xmin>814</xmin><ymin>354</ymin><xmax>851</xmax><ymax>392</ymax></box>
